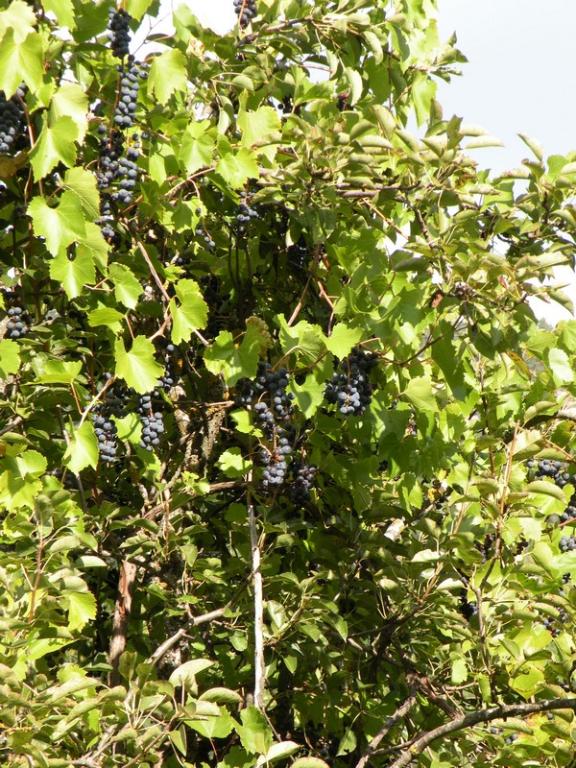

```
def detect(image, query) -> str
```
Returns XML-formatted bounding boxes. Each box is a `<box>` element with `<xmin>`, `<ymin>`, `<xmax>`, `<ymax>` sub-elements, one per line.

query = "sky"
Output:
<box><xmin>144</xmin><ymin>0</ymin><xmax>576</xmax><ymax>323</ymax></box>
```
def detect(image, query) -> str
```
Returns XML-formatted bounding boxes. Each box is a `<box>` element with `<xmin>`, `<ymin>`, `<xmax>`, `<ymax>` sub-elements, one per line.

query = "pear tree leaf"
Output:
<box><xmin>65</xmin><ymin>590</ymin><xmax>97</xmax><ymax>631</ymax></box>
<box><xmin>237</xmin><ymin>706</ymin><xmax>273</xmax><ymax>755</ymax></box>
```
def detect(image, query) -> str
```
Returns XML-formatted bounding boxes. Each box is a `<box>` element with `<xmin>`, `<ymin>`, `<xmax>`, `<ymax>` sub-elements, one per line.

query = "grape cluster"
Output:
<box><xmin>287</xmin><ymin>238</ymin><xmax>310</xmax><ymax>270</ymax></box>
<box><xmin>528</xmin><ymin>458</ymin><xmax>576</xmax><ymax>488</ymax></box>
<box><xmin>158</xmin><ymin>343</ymin><xmax>179</xmax><ymax>391</ymax></box>
<box><xmin>559</xmin><ymin>535</ymin><xmax>576</xmax><ymax>552</ymax></box>
<box><xmin>195</xmin><ymin>226</ymin><xmax>216</xmax><ymax>251</ymax></box>
<box><xmin>235</xmin><ymin>200</ymin><xmax>259</xmax><ymax>237</ymax></box>
<box><xmin>233</xmin><ymin>0</ymin><xmax>257</xmax><ymax>28</ymax></box>
<box><xmin>289</xmin><ymin>462</ymin><xmax>317</xmax><ymax>503</ymax></box>
<box><xmin>93</xmin><ymin>412</ymin><xmax>119</xmax><ymax>463</ymax></box>
<box><xmin>458</xmin><ymin>590</ymin><xmax>478</xmax><ymax>621</ymax></box>
<box><xmin>91</xmin><ymin>379</ymin><xmax>129</xmax><ymax>464</ymax></box>
<box><xmin>558</xmin><ymin>492</ymin><xmax>576</xmax><ymax>524</ymax></box>
<box><xmin>260</xmin><ymin>434</ymin><xmax>291</xmax><ymax>489</ymax></box>
<box><xmin>108</xmin><ymin>8</ymin><xmax>132</xmax><ymax>59</ymax></box>
<box><xmin>236</xmin><ymin>362</ymin><xmax>307</xmax><ymax>494</ymax></box>
<box><xmin>325</xmin><ymin>349</ymin><xmax>378</xmax><ymax>416</ymax></box>
<box><xmin>97</xmin><ymin>128</ymin><xmax>140</xmax><ymax>207</ymax></box>
<box><xmin>0</xmin><ymin>89</ymin><xmax>26</xmax><ymax>155</ymax></box>
<box><xmin>236</xmin><ymin>362</ymin><xmax>293</xmax><ymax>422</ymax></box>
<box><xmin>114</xmin><ymin>58</ymin><xmax>143</xmax><ymax>128</ymax></box>
<box><xmin>542</xmin><ymin>608</ymin><xmax>569</xmax><ymax>638</ymax></box>
<box><xmin>137</xmin><ymin>394</ymin><xmax>165</xmax><ymax>450</ymax></box>
<box><xmin>6</xmin><ymin>305</ymin><xmax>29</xmax><ymax>339</ymax></box>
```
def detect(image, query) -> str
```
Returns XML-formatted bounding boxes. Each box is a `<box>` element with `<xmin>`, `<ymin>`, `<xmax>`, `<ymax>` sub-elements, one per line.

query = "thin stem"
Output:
<box><xmin>354</xmin><ymin>695</ymin><xmax>417</xmax><ymax>768</ymax></box>
<box><xmin>388</xmin><ymin>698</ymin><xmax>576</xmax><ymax>768</ymax></box>
<box><xmin>248</xmin><ymin>479</ymin><xmax>265</xmax><ymax>710</ymax></box>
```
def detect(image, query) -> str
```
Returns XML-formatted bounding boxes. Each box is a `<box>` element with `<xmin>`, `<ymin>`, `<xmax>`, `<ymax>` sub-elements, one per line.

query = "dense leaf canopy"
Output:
<box><xmin>1</xmin><ymin>1</ymin><xmax>576</xmax><ymax>766</ymax></box>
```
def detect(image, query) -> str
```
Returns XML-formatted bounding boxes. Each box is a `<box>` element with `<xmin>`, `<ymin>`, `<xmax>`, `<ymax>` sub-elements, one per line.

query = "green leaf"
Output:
<box><xmin>0</xmin><ymin>29</ymin><xmax>43</xmax><ymax>96</ymax></box>
<box><xmin>258</xmin><ymin>741</ymin><xmax>301</xmax><ymax>765</ymax></box>
<box><xmin>0</xmin><ymin>1</ymin><xmax>37</xmax><ymax>43</ymax></box>
<box><xmin>526</xmin><ymin>480</ymin><xmax>567</xmax><ymax>502</ymax></box>
<box><xmin>519</xmin><ymin>132</ymin><xmax>544</xmax><ymax>161</ymax></box>
<box><xmin>277</xmin><ymin>317</ymin><xmax>327</xmax><ymax>362</ymax></box>
<box><xmin>451</xmin><ymin>657</ymin><xmax>468</xmax><ymax>684</ymax></box>
<box><xmin>217</xmin><ymin>448</ymin><xmax>252</xmax><ymax>478</ymax></box>
<box><xmin>65</xmin><ymin>590</ymin><xmax>97</xmax><ymax>631</ymax></box>
<box><xmin>109</xmin><ymin>263</ymin><xmax>142</xmax><ymax>309</ymax></box>
<box><xmin>169</xmin><ymin>659</ymin><xmax>214</xmax><ymax>689</ymax></box>
<box><xmin>51</xmin><ymin>85</ymin><xmax>88</xmax><ymax>141</ymax></box>
<box><xmin>113</xmin><ymin>413</ymin><xmax>142</xmax><ymax>445</ymax></box>
<box><xmin>403</xmin><ymin>376</ymin><xmax>437</xmax><ymax>411</ymax></box>
<box><xmin>114</xmin><ymin>336</ymin><xmax>164</xmax><ymax>394</ymax></box>
<box><xmin>169</xmin><ymin>278</ymin><xmax>209</xmax><ymax>344</ymax></box>
<box><xmin>187</xmin><ymin>710</ymin><xmax>236</xmax><ymax>739</ymax></box>
<box><xmin>0</xmin><ymin>339</ymin><xmax>20</xmax><ymax>377</ymax></box>
<box><xmin>199</xmin><ymin>688</ymin><xmax>243</xmax><ymax>704</ymax></box>
<box><xmin>179</xmin><ymin>121</ymin><xmax>215</xmax><ymax>174</ymax></box>
<box><xmin>531</xmin><ymin>541</ymin><xmax>558</xmax><ymax>577</ymax></box>
<box><xmin>216</xmin><ymin>146</ymin><xmax>259</xmax><ymax>189</ymax></box>
<box><xmin>28</xmin><ymin>191</ymin><xmax>86</xmax><ymax>256</ymax></box>
<box><xmin>344</xmin><ymin>67</ymin><xmax>363</xmax><ymax>105</ymax></box>
<box><xmin>548</xmin><ymin>348</ymin><xmax>574</xmax><ymax>385</ymax></box>
<box><xmin>169</xmin><ymin>726</ymin><xmax>187</xmax><ymax>756</ymax></box>
<box><xmin>87</xmin><ymin>304</ymin><xmax>124</xmax><ymax>334</ymax></box>
<box><xmin>49</xmin><ymin>250</ymin><xmax>95</xmax><ymax>299</ymax></box>
<box><xmin>148</xmin><ymin>48</ymin><xmax>187</xmax><ymax>104</ymax></box>
<box><xmin>29</xmin><ymin>116</ymin><xmax>79</xmax><ymax>180</ymax></box>
<box><xmin>126</xmin><ymin>0</ymin><xmax>154</xmax><ymax>21</ymax></box>
<box><xmin>64</xmin><ymin>421</ymin><xmax>98</xmax><ymax>474</ymax></box>
<box><xmin>42</xmin><ymin>0</ymin><xmax>75</xmax><ymax>28</ymax></box>
<box><xmin>290</xmin><ymin>371</ymin><xmax>327</xmax><ymax>418</ymax></box>
<box><xmin>238</xmin><ymin>106</ymin><xmax>281</xmax><ymax>155</ymax></box>
<box><xmin>34</xmin><ymin>359</ymin><xmax>82</xmax><ymax>384</ymax></box>
<box><xmin>325</xmin><ymin>324</ymin><xmax>363</xmax><ymax>359</ymax></box>
<box><xmin>291</xmin><ymin>759</ymin><xmax>330</xmax><ymax>768</ymax></box>
<box><xmin>204</xmin><ymin>328</ymin><xmax>262</xmax><ymax>386</ymax></box>
<box><xmin>61</xmin><ymin>166</ymin><xmax>99</xmax><ymax>218</ymax></box>
<box><xmin>16</xmin><ymin>450</ymin><xmax>47</xmax><ymax>478</ymax></box>
<box><xmin>237</xmin><ymin>706</ymin><xmax>273</xmax><ymax>755</ymax></box>
<box><xmin>336</xmin><ymin>729</ymin><xmax>357</xmax><ymax>757</ymax></box>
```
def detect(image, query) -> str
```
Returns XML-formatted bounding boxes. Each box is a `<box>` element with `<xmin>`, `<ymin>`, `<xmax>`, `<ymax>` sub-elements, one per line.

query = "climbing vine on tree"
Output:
<box><xmin>1</xmin><ymin>0</ymin><xmax>576</xmax><ymax>766</ymax></box>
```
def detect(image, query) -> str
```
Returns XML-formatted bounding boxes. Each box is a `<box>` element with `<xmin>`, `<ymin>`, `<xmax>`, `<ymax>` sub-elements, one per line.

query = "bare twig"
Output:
<box><xmin>148</xmin><ymin>606</ymin><xmax>229</xmax><ymax>665</ymax></box>
<box><xmin>248</xmin><ymin>479</ymin><xmax>265</xmax><ymax>709</ymax></box>
<box><xmin>108</xmin><ymin>560</ymin><xmax>138</xmax><ymax>685</ymax></box>
<box><xmin>354</xmin><ymin>695</ymin><xmax>417</xmax><ymax>768</ymax></box>
<box><xmin>388</xmin><ymin>698</ymin><xmax>576</xmax><ymax>768</ymax></box>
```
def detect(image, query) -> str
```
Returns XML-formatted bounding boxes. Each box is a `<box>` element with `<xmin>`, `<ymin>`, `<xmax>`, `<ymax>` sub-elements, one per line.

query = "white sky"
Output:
<box><xmin>144</xmin><ymin>0</ymin><xmax>576</xmax><ymax>323</ymax></box>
